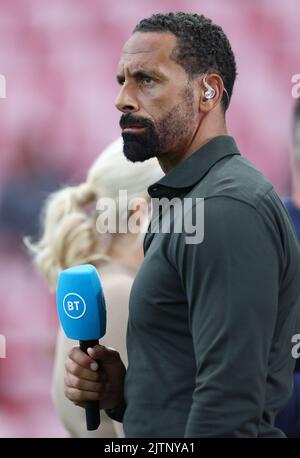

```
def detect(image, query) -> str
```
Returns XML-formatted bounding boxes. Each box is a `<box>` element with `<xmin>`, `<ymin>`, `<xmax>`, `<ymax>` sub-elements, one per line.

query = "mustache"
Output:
<box><xmin>119</xmin><ymin>113</ymin><xmax>155</xmax><ymax>130</ymax></box>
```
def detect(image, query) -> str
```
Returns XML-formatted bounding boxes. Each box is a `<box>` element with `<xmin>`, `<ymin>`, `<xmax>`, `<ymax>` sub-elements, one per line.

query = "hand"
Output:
<box><xmin>64</xmin><ymin>344</ymin><xmax>126</xmax><ymax>410</ymax></box>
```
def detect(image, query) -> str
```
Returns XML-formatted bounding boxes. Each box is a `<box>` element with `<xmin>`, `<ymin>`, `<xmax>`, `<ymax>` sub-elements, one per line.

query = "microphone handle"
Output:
<box><xmin>79</xmin><ymin>339</ymin><xmax>101</xmax><ymax>430</ymax></box>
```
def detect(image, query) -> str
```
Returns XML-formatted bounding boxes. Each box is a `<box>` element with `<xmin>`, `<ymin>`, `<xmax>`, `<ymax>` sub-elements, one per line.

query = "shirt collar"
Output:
<box><xmin>148</xmin><ymin>135</ymin><xmax>240</xmax><ymax>198</ymax></box>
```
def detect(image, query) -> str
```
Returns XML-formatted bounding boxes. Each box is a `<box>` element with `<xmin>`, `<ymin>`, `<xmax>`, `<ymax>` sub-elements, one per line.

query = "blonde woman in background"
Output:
<box><xmin>26</xmin><ymin>138</ymin><xmax>163</xmax><ymax>437</ymax></box>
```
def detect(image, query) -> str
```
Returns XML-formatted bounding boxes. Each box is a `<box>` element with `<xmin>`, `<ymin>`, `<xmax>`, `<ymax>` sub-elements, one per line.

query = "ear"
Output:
<box><xmin>198</xmin><ymin>73</ymin><xmax>225</xmax><ymax>113</ymax></box>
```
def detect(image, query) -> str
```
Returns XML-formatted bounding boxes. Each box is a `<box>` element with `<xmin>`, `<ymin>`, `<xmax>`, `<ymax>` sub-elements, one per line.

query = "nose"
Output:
<box><xmin>115</xmin><ymin>83</ymin><xmax>139</xmax><ymax>114</ymax></box>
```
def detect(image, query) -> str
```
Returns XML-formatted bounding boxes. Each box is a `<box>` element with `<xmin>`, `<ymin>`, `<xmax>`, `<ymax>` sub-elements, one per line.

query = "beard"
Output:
<box><xmin>120</xmin><ymin>86</ymin><xmax>195</xmax><ymax>163</ymax></box>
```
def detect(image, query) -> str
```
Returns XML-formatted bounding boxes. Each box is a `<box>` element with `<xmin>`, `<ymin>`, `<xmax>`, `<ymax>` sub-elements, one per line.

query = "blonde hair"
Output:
<box><xmin>25</xmin><ymin>138</ymin><xmax>163</xmax><ymax>291</ymax></box>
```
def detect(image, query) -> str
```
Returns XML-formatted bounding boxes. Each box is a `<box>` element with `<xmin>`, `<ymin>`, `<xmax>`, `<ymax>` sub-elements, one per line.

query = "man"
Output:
<box><xmin>275</xmin><ymin>98</ymin><xmax>300</xmax><ymax>436</ymax></box>
<box><xmin>64</xmin><ymin>13</ymin><xmax>300</xmax><ymax>437</ymax></box>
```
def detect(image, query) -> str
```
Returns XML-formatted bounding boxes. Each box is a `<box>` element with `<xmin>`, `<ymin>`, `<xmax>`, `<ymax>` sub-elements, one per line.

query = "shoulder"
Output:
<box><xmin>169</xmin><ymin>194</ymin><xmax>284</xmax><ymax>266</ymax></box>
<box><xmin>191</xmin><ymin>154</ymin><xmax>273</xmax><ymax>210</ymax></box>
<box><xmin>190</xmin><ymin>196</ymin><xmax>272</xmax><ymax>247</ymax></box>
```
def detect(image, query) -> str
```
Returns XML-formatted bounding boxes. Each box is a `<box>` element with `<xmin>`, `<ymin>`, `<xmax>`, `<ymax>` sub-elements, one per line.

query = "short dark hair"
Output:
<box><xmin>133</xmin><ymin>12</ymin><xmax>237</xmax><ymax>111</ymax></box>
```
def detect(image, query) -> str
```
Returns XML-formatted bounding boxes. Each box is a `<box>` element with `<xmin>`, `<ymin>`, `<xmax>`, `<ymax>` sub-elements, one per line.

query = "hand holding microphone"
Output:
<box><xmin>57</xmin><ymin>264</ymin><xmax>126</xmax><ymax>430</ymax></box>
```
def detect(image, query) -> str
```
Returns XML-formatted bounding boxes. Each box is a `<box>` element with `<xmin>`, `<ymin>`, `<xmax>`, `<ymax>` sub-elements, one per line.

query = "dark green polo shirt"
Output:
<box><xmin>122</xmin><ymin>136</ymin><xmax>300</xmax><ymax>437</ymax></box>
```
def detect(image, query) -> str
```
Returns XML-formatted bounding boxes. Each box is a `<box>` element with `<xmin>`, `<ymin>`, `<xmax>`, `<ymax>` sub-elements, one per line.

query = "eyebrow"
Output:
<box><xmin>116</xmin><ymin>69</ymin><xmax>164</xmax><ymax>85</ymax></box>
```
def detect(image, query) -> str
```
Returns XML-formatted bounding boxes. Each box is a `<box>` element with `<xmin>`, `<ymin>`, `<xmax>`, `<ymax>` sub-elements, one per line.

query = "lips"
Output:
<box><xmin>122</xmin><ymin>126</ymin><xmax>146</xmax><ymax>133</ymax></box>
<box><xmin>120</xmin><ymin>114</ymin><xmax>152</xmax><ymax>133</ymax></box>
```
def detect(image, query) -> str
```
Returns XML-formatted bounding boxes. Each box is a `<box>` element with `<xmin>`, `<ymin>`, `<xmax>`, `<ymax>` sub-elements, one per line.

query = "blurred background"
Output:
<box><xmin>0</xmin><ymin>0</ymin><xmax>299</xmax><ymax>437</ymax></box>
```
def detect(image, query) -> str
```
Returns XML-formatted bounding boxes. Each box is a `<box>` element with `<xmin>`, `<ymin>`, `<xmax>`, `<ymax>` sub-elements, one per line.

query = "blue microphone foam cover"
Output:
<box><xmin>56</xmin><ymin>264</ymin><xmax>106</xmax><ymax>341</ymax></box>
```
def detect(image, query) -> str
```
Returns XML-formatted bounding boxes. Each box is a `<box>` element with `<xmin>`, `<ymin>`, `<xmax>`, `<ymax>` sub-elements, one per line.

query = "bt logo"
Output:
<box><xmin>63</xmin><ymin>293</ymin><xmax>86</xmax><ymax>319</ymax></box>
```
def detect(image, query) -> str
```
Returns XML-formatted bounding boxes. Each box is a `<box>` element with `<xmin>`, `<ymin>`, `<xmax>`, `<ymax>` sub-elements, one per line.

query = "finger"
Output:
<box><xmin>87</xmin><ymin>345</ymin><xmax>120</xmax><ymax>365</ymax></box>
<box><xmin>64</xmin><ymin>386</ymin><xmax>102</xmax><ymax>403</ymax></box>
<box><xmin>74</xmin><ymin>401</ymin><xmax>85</xmax><ymax>408</ymax></box>
<box><xmin>65</xmin><ymin>357</ymin><xmax>102</xmax><ymax>382</ymax></box>
<box><xmin>68</xmin><ymin>347</ymin><xmax>97</xmax><ymax>370</ymax></box>
<box><xmin>65</xmin><ymin>373</ymin><xmax>104</xmax><ymax>393</ymax></box>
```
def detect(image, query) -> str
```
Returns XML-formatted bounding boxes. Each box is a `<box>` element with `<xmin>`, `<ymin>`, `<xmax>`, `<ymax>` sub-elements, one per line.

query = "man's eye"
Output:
<box><xmin>142</xmin><ymin>76</ymin><xmax>154</xmax><ymax>85</ymax></box>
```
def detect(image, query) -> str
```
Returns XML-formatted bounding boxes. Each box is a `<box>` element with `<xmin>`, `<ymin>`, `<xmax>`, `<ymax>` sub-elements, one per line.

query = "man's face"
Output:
<box><xmin>115</xmin><ymin>32</ymin><xmax>199</xmax><ymax>162</ymax></box>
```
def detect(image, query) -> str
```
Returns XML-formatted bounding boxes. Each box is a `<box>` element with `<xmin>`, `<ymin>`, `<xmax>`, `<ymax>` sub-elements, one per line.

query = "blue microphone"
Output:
<box><xmin>56</xmin><ymin>264</ymin><xmax>107</xmax><ymax>430</ymax></box>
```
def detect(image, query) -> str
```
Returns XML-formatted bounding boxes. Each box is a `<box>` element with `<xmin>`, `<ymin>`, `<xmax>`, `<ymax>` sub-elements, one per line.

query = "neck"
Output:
<box><xmin>157</xmin><ymin>110</ymin><xmax>227</xmax><ymax>174</ymax></box>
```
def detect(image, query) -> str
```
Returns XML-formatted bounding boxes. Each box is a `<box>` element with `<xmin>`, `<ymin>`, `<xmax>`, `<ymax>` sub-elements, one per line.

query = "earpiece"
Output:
<box><xmin>203</xmin><ymin>76</ymin><xmax>216</xmax><ymax>100</ymax></box>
